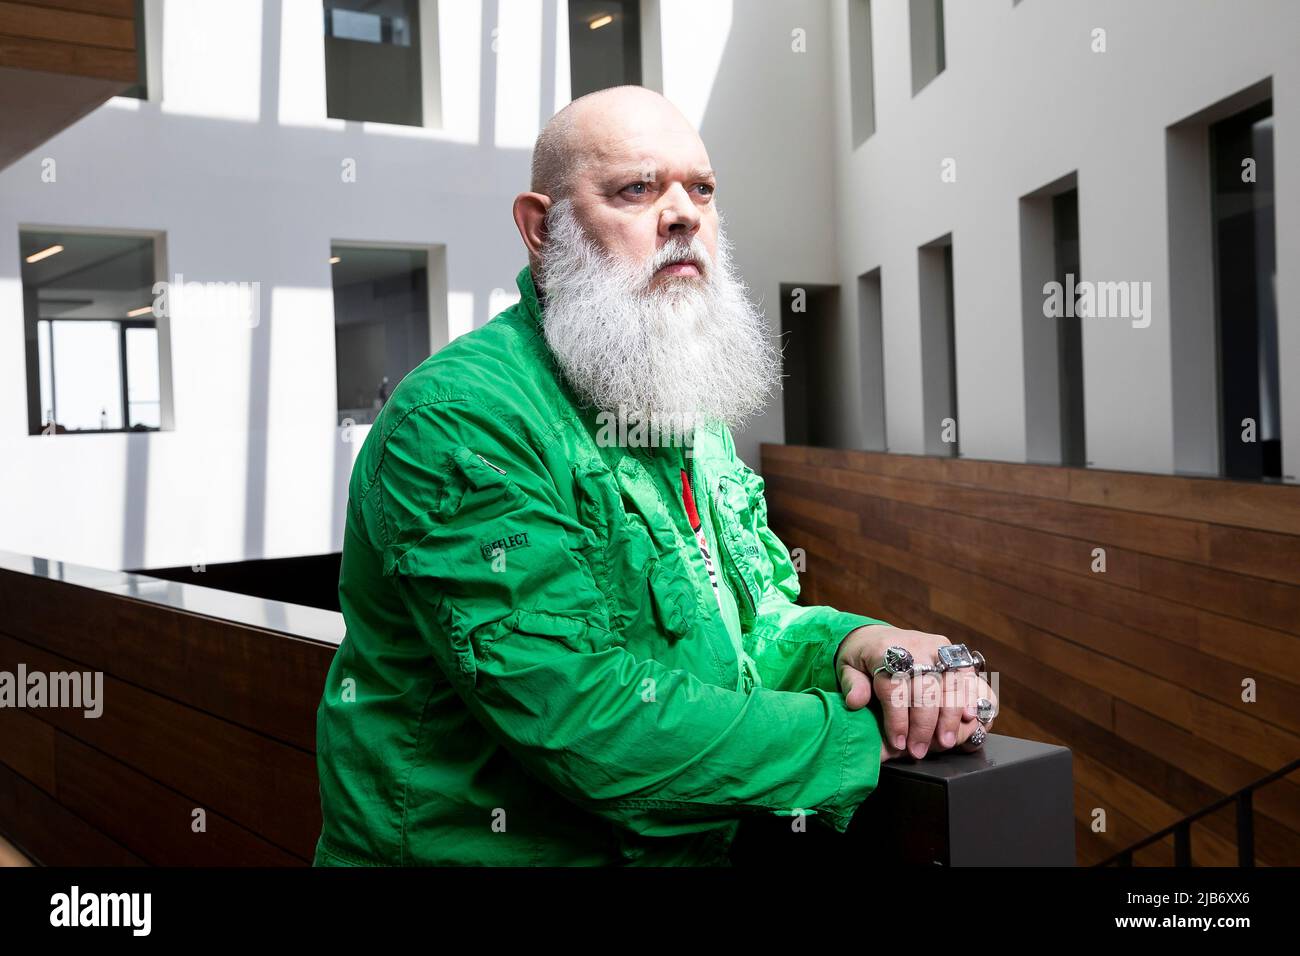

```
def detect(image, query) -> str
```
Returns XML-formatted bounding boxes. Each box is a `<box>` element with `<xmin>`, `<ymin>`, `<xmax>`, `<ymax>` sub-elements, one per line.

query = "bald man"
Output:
<box><xmin>314</xmin><ymin>86</ymin><xmax>996</xmax><ymax>866</ymax></box>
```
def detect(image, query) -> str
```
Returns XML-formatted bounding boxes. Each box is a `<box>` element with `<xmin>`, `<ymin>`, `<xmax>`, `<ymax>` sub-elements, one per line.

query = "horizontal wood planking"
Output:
<box><xmin>0</xmin><ymin>631</ymin><xmax>321</xmax><ymax>859</ymax></box>
<box><xmin>0</xmin><ymin>564</ymin><xmax>335</xmax><ymax>864</ymax></box>
<box><xmin>0</xmin><ymin>759</ymin><xmax>144</xmax><ymax>866</ymax></box>
<box><xmin>765</xmin><ymin>444</ymin><xmax>1300</xmax><ymax>866</ymax></box>
<box><xmin>8</xmin><ymin>0</ymin><xmax>135</xmax><ymax>17</ymax></box>
<box><xmin>764</xmin><ymin>444</ymin><xmax>1300</xmax><ymax>536</ymax></box>
<box><xmin>764</xmin><ymin>453</ymin><xmax>1300</xmax><ymax>588</ymax></box>
<box><xmin>0</xmin><ymin>1</ymin><xmax>135</xmax><ymax>50</ymax></box>
<box><xmin>0</xmin><ymin>709</ymin><xmax>302</xmax><ymax>865</ymax></box>
<box><xmin>799</xmin><ymin>513</ymin><xmax>1300</xmax><ymax>822</ymax></box>
<box><xmin>0</xmin><ymin>32</ymin><xmax>134</xmax><ymax>79</ymax></box>
<box><xmin>815</xmin><ymin>571</ymin><xmax>1300</xmax><ymax>843</ymax></box>
<box><xmin>0</xmin><ymin>569</ymin><xmax>334</xmax><ymax>752</ymax></box>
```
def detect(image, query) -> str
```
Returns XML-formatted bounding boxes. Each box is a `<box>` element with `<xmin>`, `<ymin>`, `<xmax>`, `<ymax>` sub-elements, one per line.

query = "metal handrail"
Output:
<box><xmin>1096</xmin><ymin>757</ymin><xmax>1300</xmax><ymax>866</ymax></box>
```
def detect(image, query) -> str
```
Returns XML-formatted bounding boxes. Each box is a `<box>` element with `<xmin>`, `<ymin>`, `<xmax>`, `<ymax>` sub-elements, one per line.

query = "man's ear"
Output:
<box><xmin>513</xmin><ymin>192</ymin><xmax>551</xmax><ymax>263</ymax></box>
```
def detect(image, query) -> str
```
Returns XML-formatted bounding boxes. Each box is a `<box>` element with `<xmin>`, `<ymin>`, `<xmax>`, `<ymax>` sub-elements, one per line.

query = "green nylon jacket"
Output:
<box><xmin>313</xmin><ymin>265</ymin><xmax>890</xmax><ymax>866</ymax></box>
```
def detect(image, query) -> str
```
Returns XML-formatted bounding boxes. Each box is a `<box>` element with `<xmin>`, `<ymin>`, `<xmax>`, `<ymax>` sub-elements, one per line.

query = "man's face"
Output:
<box><xmin>564</xmin><ymin>111</ymin><xmax>718</xmax><ymax>291</ymax></box>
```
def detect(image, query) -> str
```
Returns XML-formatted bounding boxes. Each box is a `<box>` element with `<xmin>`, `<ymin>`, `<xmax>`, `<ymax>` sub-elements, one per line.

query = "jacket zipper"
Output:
<box><xmin>687</xmin><ymin>444</ymin><xmax>755</xmax><ymax>691</ymax></box>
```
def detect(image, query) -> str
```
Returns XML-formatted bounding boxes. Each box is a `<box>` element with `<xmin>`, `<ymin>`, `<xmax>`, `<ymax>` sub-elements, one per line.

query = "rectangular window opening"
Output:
<box><xmin>849</xmin><ymin>0</ymin><xmax>876</xmax><ymax>146</ymax></box>
<box><xmin>20</xmin><ymin>229</ymin><xmax>169</xmax><ymax>436</ymax></box>
<box><xmin>568</xmin><ymin>0</ymin><xmax>642</xmax><ymax>99</ymax></box>
<box><xmin>918</xmin><ymin>235</ymin><xmax>957</xmax><ymax>457</ymax></box>
<box><xmin>909</xmin><ymin>0</ymin><xmax>945</xmax><ymax>96</ymax></box>
<box><xmin>324</xmin><ymin>0</ymin><xmax>437</xmax><ymax>127</ymax></box>
<box><xmin>331</xmin><ymin>244</ymin><xmax>433</xmax><ymax>426</ymax></box>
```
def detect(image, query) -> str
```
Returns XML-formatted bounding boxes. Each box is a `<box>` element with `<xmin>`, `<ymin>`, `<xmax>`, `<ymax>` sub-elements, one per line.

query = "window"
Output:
<box><xmin>779</xmin><ymin>283</ymin><xmax>850</xmax><ymax>450</ymax></box>
<box><xmin>1166</xmin><ymin>79</ymin><xmax>1278</xmax><ymax>480</ymax></box>
<box><xmin>1020</xmin><ymin>172</ymin><xmax>1085</xmax><ymax>466</ymax></box>
<box><xmin>324</xmin><ymin>0</ymin><xmax>432</xmax><ymax>127</ymax></box>
<box><xmin>858</xmin><ymin>267</ymin><xmax>886</xmax><ymax>450</ymax></box>
<box><xmin>21</xmin><ymin>230</ymin><xmax>167</xmax><ymax>435</ymax></box>
<box><xmin>1212</xmin><ymin>100</ymin><xmax>1280</xmax><ymax>480</ymax></box>
<box><xmin>909</xmin><ymin>0</ymin><xmax>945</xmax><ymax>96</ymax></box>
<box><xmin>918</xmin><ymin>235</ymin><xmax>957</xmax><ymax>456</ymax></box>
<box><xmin>1052</xmin><ymin>188</ymin><xmax>1086</xmax><ymax>467</ymax></box>
<box><xmin>331</xmin><ymin>245</ymin><xmax>431</xmax><ymax>425</ymax></box>
<box><xmin>849</xmin><ymin>0</ymin><xmax>876</xmax><ymax>147</ymax></box>
<box><xmin>568</xmin><ymin>1</ymin><xmax>641</xmax><ymax>98</ymax></box>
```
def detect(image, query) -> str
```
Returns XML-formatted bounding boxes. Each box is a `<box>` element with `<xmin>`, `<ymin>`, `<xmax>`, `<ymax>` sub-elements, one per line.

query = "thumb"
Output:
<box><xmin>838</xmin><ymin>663</ymin><xmax>874</xmax><ymax>711</ymax></box>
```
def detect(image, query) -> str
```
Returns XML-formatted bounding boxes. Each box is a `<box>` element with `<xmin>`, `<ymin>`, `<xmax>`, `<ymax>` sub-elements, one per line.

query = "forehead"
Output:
<box><xmin>576</xmin><ymin>109</ymin><xmax>711</xmax><ymax>178</ymax></box>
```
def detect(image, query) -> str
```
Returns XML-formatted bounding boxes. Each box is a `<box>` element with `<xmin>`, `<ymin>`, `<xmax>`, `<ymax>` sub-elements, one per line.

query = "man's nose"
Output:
<box><xmin>658</xmin><ymin>183</ymin><xmax>701</xmax><ymax>238</ymax></box>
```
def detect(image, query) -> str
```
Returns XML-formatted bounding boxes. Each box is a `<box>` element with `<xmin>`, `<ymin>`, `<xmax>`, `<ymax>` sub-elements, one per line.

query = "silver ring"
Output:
<box><xmin>967</xmin><ymin>725</ymin><xmax>988</xmax><ymax>748</ymax></box>
<box><xmin>976</xmin><ymin>697</ymin><xmax>996</xmax><ymax>725</ymax></box>
<box><xmin>871</xmin><ymin>645</ymin><xmax>914</xmax><ymax>678</ymax></box>
<box><xmin>935</xmin><ymin>643</ymin><xmax>987</xmax><ymax>674</ymax></box>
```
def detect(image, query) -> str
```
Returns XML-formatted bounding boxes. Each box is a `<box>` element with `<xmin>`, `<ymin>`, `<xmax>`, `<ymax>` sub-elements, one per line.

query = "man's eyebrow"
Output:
<box><xmin>606</xmin><ymin>165</ymin><xmax>716</xmax><ymax>182</ymax></box>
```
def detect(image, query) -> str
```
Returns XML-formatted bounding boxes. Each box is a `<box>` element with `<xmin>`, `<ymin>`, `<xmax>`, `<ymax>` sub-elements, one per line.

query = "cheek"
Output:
<box><xmin>611</xmin><ymin>220</ymin><xmax>659</xmax><ymax>264</ymax></box>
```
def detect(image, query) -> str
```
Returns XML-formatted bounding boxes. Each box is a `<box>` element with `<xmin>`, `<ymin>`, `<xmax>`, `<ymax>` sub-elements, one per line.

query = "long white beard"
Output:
<box><xmin>536</xmin><ymin>198</ymin><xmax>780</xmax><ymax>436</ymax></box>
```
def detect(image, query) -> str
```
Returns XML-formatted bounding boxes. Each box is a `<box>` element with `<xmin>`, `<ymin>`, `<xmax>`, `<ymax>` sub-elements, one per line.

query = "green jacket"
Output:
<box><xmin>314</xmin><ymin>266</ymin><xmax>889</xmax><ymax>866</ymax></box>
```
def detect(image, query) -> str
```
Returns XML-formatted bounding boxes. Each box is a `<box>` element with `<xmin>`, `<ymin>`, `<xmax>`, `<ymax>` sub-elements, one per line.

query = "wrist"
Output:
<box><xmin>834</xmin><ymin>623</ymin><xmax>893</xmax><ymax>674</ymax></box>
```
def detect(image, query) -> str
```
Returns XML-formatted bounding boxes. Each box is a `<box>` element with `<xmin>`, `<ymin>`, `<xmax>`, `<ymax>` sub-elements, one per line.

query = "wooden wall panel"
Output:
<box><xmin>0</xmin><ymin>568</ymin><xmax>336</xmax><ymax>866</ymax></box>
<box><xmin>0</xmin><ymin>0</ymin><xmax>137</xmax><ymax>81</ymax></box>
<box><xmin>763</xmin><ymin>444</ymin><xmax>1300</xmax><ymax>866</ymax></box>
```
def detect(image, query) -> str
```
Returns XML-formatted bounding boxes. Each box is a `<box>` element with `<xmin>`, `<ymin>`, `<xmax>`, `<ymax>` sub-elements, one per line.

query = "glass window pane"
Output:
<box><xmin>20</xmin><ymin>230</ymin><xmax>163</xmax><ymax>435</ymax></box>
<box><xmin>323</xmin><ymin>0</ymin><xmax>422</xmax><ymax>125</ymax></box>
<box><xmin>331</xmin><ymin>245</ymin><xmax>430</xmax><ymax>425</ymax></box>
<box><xmin>568</xmin><ymin>1</ymin><xmax>642</xmax><ymax>98</ymax></box>
<box><xmin>51</xmin><ymin>321</ymin><xmax>124</xmax><ymax>432</ymax></box>
<box><xmin>126</xmin><ymin>326</ymin><xmax>162</xmax><ymax>429</ymax></box>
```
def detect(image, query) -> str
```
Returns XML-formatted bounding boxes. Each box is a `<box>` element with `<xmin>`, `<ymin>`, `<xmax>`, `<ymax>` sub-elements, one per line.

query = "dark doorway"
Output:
<box><xmin>780</xmin><ymin>283</ymin><xmax>841</xmax><ymax>449</ymax></box>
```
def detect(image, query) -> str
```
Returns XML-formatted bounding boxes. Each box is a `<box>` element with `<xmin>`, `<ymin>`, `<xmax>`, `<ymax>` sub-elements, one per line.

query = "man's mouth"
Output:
<box><xmin>656</xmin><ymin>259</ymin><xmax>701</xmax><ymax>278</ymax></box>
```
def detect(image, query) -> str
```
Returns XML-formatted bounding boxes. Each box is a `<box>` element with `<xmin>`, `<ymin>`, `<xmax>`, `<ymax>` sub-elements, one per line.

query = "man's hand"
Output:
<box><xmin>837</xmin><ymin>624</ymin><xmax>997</xmax><ymax>761</ymax></box>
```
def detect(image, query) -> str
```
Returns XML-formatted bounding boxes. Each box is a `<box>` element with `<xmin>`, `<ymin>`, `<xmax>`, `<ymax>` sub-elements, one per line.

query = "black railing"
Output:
<box><xmin>1097</xmin><ymin>757</ymin><xmax>1300</xmax><ymax>867</ymax></box>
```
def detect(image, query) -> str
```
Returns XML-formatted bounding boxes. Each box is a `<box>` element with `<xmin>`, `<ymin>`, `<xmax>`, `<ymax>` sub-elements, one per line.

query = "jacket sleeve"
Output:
<box><xmin>373</xmin><ymin>397</ymin><xmax>884</xmax><ymax>837</ymax></box>
<box><xmin>716</xmin><ymin>427</ymin><xmax>891</xmax><ymax>695</ymax></box>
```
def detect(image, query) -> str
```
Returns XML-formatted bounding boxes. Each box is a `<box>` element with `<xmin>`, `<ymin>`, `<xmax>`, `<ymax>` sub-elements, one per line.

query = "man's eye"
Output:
<box><xmin>695</xmin><ymin>184</ymin><xmax>715</xmax><ymax>198</ymax></box>
<box><xmin>623</xmin><ymin>182</ymin><xmax>649</xmax><ymax>196</ymax></box>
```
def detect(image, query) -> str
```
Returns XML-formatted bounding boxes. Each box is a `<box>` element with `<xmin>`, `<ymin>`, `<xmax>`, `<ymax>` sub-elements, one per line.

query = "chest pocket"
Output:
<box><xmin>570</xmin><ymin>457</ymin><xmax>697</xmax><ymax>641</ymax></box>
<box><xmin>710</xmin><ymin>470</ymin><xmax>772</xmax><ymax>629</ymax></box>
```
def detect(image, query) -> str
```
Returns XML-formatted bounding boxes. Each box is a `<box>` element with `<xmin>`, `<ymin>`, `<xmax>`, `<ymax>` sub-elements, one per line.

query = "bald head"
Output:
<box><xmin>529</xmin><ymin>86</ymin><xmax>698</xmax><ymax>201</ymax></box>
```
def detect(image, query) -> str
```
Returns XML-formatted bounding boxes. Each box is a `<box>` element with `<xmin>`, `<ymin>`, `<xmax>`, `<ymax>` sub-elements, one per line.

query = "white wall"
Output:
<box><xmin>827</xmin><ymin>0</ymin><xmax>1300</xmax><ymax>479</ymax></box>
<box><xmin>0</xmin><ymin>0</ymin><xmax>840</xmax><ymax>569</ymax></box>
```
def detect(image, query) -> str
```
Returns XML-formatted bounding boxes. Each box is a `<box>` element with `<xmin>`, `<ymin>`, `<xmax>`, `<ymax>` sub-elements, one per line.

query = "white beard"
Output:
<box><xmin>536</xmin><ymin>197</ymin><xmax>780</xmax><ymax>437</ymax></box>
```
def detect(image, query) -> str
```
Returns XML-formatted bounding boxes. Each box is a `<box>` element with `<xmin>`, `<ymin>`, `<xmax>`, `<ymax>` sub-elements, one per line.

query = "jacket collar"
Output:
<box><xmin>516</xmin><ymin>265</ymin><xmax>545</xmax><ymax>325</ymax></box>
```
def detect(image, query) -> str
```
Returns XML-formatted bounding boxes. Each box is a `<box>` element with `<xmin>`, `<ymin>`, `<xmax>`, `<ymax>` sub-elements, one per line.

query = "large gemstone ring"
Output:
<box><xmin>871</xmin><ymin>645</ymin><xmax>914</xmax><ymax>678</ymax></box>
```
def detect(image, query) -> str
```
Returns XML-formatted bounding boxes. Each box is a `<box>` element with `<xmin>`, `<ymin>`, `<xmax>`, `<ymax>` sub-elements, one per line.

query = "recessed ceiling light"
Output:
<box><xmin>329</xmin><ymin>256</ymin><xmax>341</xmax><ymax>264</ymax></box>
<box><xmin>25</xmin><ymin>244</ymin><xmax>64</xmax><ymax>263</ymax></box>
<box><xmin>126</xmin><ymin>305</ymin><xmax>154</xmax><ymax>317</ymax></box>
<box><xmin>589</xmin><ymin>14</ymin><xmax>613</xmax><ymax>29</ymax></box>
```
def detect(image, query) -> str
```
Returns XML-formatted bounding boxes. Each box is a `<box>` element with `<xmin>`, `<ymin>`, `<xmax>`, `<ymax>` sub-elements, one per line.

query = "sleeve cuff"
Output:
<box><xmin>821</xmin><ymin>705</ymin><xmax>886</xmax><ymax>832</ymax></box>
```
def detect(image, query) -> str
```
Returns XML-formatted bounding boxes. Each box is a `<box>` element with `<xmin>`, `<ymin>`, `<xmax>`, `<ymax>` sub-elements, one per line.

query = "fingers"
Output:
<box><xmin>905</xmin><ymin>672</ymin><xmax>940</xmax><ymax>759</ymax></box>
<box><xmin>934</xmin><ymin>668</ymin><xmax>964</xmax><ymax>750</ymax></box>
<box><xmin>879</xmin><ymin>731</ymin><xmax>905</xmax><ymax>764</ymax></box>
<box><xmin>874</xmin><ymin>672</ymin><xmax>910</xmax><ymax>754</ymax></box>
<box><xmin>958</xmin><ymin>681</ymin><xmax>998</xmax><ymax>753</ymax></box>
